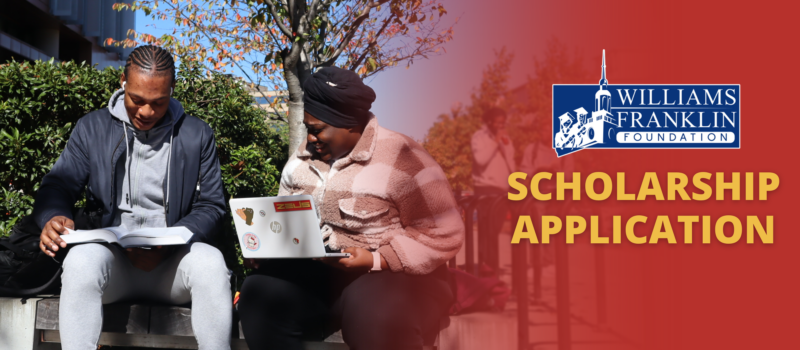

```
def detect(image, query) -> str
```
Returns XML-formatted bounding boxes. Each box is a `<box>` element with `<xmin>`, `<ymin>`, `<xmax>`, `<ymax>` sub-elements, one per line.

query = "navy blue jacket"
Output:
<box><xmin>33</xmin><ymin>108</ymin><xmax>226</xmax><ymax>244</ymax></box>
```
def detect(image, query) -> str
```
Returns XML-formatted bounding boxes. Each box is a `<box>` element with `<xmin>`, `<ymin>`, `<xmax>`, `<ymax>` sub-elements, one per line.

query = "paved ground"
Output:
<box><xmin>449</xmin><ymin>221</ymin><xmax>644</xmax><ymax>350</ymax></box>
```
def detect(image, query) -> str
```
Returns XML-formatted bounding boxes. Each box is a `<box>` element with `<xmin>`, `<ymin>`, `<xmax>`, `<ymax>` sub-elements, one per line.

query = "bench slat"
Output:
<box><xmin>43</xmin><ymin>330</ymin><xmax>201</xmax><ymax>349</ymax></box>
<box><xmin>40</xmin><ymin>330</ymin><xmax>416</xmax><ymax>350</ymax></box>
<box><xmin>150</xmin><ymin>305</ymin><xmax>194</xmax><ymax>337</ymax></box>
<box><xmin>35</xmin><ymin>299</ymin><xmax>150</xmax><ymax>334</ymax></box>
<box><xmin>34</xmin><ymin>298</ymin><xmax>59</xmax><ymax>331</ymax></box>
<box><xmin>34</xmin><ymin>298</ymin><xmax>437</xmax><ymax>349</ymax></box>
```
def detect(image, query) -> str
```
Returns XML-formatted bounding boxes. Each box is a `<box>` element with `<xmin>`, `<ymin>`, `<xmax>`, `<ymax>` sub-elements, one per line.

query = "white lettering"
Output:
<box><xmin>617</xmin><ymin>90</ymin><xmax>637</xmax><ymax>105</ymax></box>
<box><xmin>725</xmin><ymin>89</ymin><xmax>737</xmax><ymax>105</ymax></box>
<box><xmin>617</xmin><ymin>112</ymin><xmax>628</xmax><ymax>127</ymax></box>
<box><xmin>631</xmin><ymin>112</ymin><xmax>644</xmax><ymax>128</ymax></box>
<box><xmin>721</xmin><ymin>112</ymin><xmax>736</xmax><ymax>127</ymax></box>
<box><xmin>698</xmin><ymin>112</ymin><xmax>710</xmax><ymax>128</ymax></box>
<box><xmin>665</xmin><ymin>112</ymin><xmax>678</xmax><ymax>128</ymax></box>
<box><xmin>648</xmin><ymin>89</ymin><xmax>661</xmax><ymax>105</ymax></box>
<box><xmin>681</xmin><ymin>112</ymin><xmax>696</xmax><ymax>128</ymax></box>
<box><xmin>704</xmin><ymin>89</ymin><xmax>722</xmax><ymax>105</ymax></box>
<box><xmin>687</xmin><ymin>90</ymin><xmax>700</xmax><ymax>105</ymax></box>
<box><xmin>646</xmin><ymin>112</ymin><xmax>661</xmax><ymax>128</ymax></box>
<box><xmin>663</xmin><ymin>89</ymin><xmax>675</xmax><ymax>105</ymax></box>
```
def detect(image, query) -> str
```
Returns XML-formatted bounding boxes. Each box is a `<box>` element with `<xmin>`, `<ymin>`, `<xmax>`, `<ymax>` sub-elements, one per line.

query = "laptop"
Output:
<box><xmin>230</xmin><ymin>195</ymin><xmax>350</xmax><ymax>259</ymax></box>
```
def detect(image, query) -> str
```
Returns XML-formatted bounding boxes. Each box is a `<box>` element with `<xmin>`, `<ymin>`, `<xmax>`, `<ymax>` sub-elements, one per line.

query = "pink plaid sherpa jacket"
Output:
<box><xmin>279</xmin><ymin>117</ymin><xmax>464</xmax><ymax>275</ymax></box>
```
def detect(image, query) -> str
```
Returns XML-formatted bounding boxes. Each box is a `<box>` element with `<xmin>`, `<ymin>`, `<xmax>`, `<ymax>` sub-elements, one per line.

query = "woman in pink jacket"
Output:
<box><xmin>238</xmin><ymin>67</ymin><xmax>464</xmax><ymax>350</ymax></box>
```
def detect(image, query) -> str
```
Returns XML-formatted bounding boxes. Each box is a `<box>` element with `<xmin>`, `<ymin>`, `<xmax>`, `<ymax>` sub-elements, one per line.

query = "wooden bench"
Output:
<box><xmin>19</xmin><ymin>297</ymin><xmax>439</xmax><ymax>349</ymax></box>
<box><xmin>2</xmin><ymin>294</ymin><xmax>519</xmax><ymax>350</ymax></box>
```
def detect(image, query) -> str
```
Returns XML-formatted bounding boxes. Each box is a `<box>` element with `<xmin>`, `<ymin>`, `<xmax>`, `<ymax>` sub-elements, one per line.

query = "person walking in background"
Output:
<box><xmin>34</xmin><ymin>45</ymin><xmax>232</xmax><ymax>350</ymax></box>
<box><xmin>471</xmin><ymin>107</ymin><xmax>515</xmax><ymax>272</ymax></box>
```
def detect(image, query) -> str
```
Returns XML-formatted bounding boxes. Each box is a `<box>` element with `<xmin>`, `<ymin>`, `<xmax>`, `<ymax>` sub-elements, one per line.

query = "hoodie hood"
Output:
<box><xmin>108</xmin><ymin>87</ymin><xmax>183</xmax><ymax>231</ymax></box>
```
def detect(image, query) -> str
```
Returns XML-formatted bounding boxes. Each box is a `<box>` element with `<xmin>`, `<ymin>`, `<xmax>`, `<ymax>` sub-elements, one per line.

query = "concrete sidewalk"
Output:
<box><xmin>446</xmin><ymin>222</ymin><xmax>643</xmax><ymax>350</ymax></box>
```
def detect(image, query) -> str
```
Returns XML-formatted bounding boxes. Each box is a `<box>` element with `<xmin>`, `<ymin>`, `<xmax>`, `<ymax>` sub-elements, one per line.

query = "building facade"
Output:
<box><xmin>0</xmin><ymin>0</ymin><xmax>134</xmax><ymax>69</ymax></box>
<box><xmin>243</xmin><ymin>82</ymin><xmax>288</xmax><ymax>120</ymax></box>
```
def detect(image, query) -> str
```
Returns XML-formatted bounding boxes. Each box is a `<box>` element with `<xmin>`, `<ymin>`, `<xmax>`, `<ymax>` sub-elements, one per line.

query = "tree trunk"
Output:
<box><xmin>284</xmin><ymin>64</ymin><xmax>306</xmax><ymax>156</ymax></box>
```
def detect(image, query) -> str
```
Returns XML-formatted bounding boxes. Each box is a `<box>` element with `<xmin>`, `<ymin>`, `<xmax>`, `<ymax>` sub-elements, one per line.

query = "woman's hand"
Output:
<box><xmin>243</xmin><ymin>258</ymin><xmax>260</xmax><ymax>270</ymax></box>
<box><xmin>318</xmin><ymin>247</ymin><xmax>388</xmax><ymax>272</ymax></box>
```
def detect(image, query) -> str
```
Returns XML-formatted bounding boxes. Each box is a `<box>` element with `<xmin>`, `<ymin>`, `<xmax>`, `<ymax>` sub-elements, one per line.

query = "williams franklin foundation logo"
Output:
<box><xmin>553</xmin><ymin>50</ymin><xmax>740</xmax><ymax>157</ymax></box>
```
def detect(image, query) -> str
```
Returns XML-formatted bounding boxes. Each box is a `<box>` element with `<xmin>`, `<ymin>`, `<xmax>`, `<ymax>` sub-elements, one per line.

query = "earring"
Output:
<box><xmin>170</xmin><ymin>87</ymin><xmax>173</xmax><ymax>96</ymax></box>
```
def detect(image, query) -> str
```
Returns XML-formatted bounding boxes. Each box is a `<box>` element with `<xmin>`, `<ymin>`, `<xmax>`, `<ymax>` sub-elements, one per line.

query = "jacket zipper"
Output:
<box><xmin>110</xmin><ymin>130</ymin><xmax>125</xmax><ymax>208</ymax></box>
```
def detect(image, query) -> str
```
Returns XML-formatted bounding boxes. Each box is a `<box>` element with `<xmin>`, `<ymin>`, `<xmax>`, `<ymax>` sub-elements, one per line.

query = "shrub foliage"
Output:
<box><xmin>0</xmin><ymin>59</ymin><xmax>287</xmax><ymax>278</ymax></box>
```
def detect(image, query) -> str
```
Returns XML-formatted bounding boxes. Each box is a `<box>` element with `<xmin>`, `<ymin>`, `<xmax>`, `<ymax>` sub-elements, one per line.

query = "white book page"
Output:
<box><xmin>103</xmin><ymin>226</ymin><xmax>132</xmax><ymax>239</ymax></box>
<box><xmin>117</xmin><ymin>227</ymin><xmax>193</xmax><ymax>248</ymax></box>
<box><xmin>126</xmin><ymin>227</ymin><xmax>192</xmax><ymax>239</ymax></box>
<box><xmin>61</xmin><ymin>227</ymin><xmax>193</xmax><ymax>248</ymax></box>
<box><xmin>62</xmin><ymin>228</ymin><xmax>121</xmax><ymax>244</ymax></box>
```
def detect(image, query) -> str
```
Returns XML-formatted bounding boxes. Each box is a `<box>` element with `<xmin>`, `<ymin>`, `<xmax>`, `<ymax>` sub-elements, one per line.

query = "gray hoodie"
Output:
<box><xmin>108</xmin><ymin>88</ymin><xmax>185</xmax><ymax>231</ymax></box>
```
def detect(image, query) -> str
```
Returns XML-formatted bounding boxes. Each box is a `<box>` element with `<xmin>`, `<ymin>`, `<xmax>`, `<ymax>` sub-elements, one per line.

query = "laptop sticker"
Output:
<box><xmin>274</xmin><ymin>200</ymin><xmax>313</xmax><ymax>212</ymax></box>
<box><xmin>243</xmin><ymin>233</ymin><xmax>260</xmax><ymax>251</ymax></box>
<box><xmin>236</xmin><ymin>208</ymin><xmax>255</xmax><ymax>225</ymax></box>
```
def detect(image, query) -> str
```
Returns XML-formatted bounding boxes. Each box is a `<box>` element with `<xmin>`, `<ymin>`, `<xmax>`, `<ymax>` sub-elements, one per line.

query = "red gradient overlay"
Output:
<box><xmin>393</xmin><ymin>0</ymin><xmax>800</xmax><ymax>349</ymax></box>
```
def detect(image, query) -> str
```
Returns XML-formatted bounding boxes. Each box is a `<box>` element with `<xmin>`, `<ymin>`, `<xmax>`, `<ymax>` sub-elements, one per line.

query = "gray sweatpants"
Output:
<box><xmin>59</xmin><ymin>242</ymin><xmax>232</xmax><ymax>350</ymax></box>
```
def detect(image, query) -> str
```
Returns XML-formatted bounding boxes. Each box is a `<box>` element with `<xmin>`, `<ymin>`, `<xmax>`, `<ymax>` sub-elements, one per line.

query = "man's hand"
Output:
<box><xmin>494</xmin><ymin>128</ymin><xmax>510</xmax><ymax>145</ymax></box>
<box><xmin>39</xmin><ymin>216</ymin><xmax>74</xmax><ymax>257</ymax></box>
<box><xmin>318</xmin><ymin>247</ymin><xmax>388</xmax><ymax>273</ymax></box>
<box><xmin>124</xmin><ymin>246</ymin><xmax>172</xmax><ymax>272</ymax></box>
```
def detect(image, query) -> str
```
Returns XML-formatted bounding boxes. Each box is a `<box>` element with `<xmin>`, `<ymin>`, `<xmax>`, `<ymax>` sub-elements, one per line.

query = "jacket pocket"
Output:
<box><xmin>338</xmin><ymin>197</ymin><xmax>391</xmax><ymax>220</ymax></box>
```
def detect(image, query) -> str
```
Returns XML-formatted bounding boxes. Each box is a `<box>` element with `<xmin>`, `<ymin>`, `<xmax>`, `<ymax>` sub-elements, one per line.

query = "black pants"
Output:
<box><xmin>237</xmin><ymin>259</ymin><xmax>452</xmax><ymax>350</ymax></box>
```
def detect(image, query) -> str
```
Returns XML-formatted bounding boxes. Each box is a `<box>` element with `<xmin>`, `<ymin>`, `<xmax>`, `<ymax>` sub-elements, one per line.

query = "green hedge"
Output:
<box><xmin>0</xmin><ymin>59</ymin><xmax>288</xmax><ymax>279</ymax></box>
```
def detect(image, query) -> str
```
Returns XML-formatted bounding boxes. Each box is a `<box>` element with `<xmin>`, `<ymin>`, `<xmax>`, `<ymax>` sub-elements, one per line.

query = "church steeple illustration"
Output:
<box><xmin>595</xmin><ymin>50</ymin><xmax>612</xmax><ymax>113</ymax></box>
<box><xmin>555</xmin><ymin>50</ymin><xmax>616</xmax><ymax>154</ymax></box>
<box><xmin>599</xmin><ymin>49</ymin><xmax>608</xmax><ymax>88</ymax></box>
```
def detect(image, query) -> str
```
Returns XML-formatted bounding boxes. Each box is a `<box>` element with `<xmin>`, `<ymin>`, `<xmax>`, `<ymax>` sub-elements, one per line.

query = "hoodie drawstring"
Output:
<box><xmin>121</xmin><ymin>113</ymin><xmax>174</xmax><ymax>218</ymax></box>
<box><xmin>165</xmin><ymin>124</ymin><xmax>173</xmax><ymax>214</ymax></box>
<box><xmin>123</xmin><ymin>123</ymin><xmax>131</xmax><ymax>205</ymax></box>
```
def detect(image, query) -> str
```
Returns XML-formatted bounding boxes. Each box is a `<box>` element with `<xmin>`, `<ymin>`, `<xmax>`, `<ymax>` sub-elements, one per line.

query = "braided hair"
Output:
<box><xmin>124</xmin><ymin>45</ymin><xmax>175</xmax><ymax>82</ymax></box>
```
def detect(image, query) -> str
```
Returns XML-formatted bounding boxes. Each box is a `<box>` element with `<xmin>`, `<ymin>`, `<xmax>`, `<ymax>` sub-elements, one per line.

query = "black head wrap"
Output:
<box><xmin>303</xmin><ymin>66</ymin><xmax>376</xmax><ymax>128</ymax></box>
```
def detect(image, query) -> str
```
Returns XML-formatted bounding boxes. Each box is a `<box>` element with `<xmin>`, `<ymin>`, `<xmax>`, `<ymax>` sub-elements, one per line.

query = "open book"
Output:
<box><xmin>61</xmin><ymin>226</ymin><xmax>193</xmax><ymax>248</ymax></box>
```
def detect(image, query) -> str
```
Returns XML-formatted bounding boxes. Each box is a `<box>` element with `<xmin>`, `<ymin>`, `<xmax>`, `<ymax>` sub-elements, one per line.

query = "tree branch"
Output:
<box><xmin>160</xmin><ymin>0</ymin><xmax>282</xmax><ymax>120</ymax></box>
<box><xmin>263</xmin><ymin>0</ymin><xmax>293</xmax><ymax>37</ymax></box>
<box><xmin>307</xmin><ymin>0</ymin><xmax>322</xmax><ymax>21</ymax></box>
<box><xmin>320</xmin><ymin>0</ymin><xmax>389</xmax><ymax>67</ymax></box>
<box><xmin>284</xmin><ymin>39</ymin><xmax>304</xmax><ymax>69</ymax></box>
<box><xmin>266</xmin><ymin>26</ymin><xmax>284</xmax><ymax>51</ymax></box>
<box><xmin>313</xmin><ymin>10</ymin><xmax>329</xmax><ymax>65</ymax></box>
<box><xmin>350</xmin><ymin>12</ymin><xmax>394</xmax><ymax>70</ymax></box>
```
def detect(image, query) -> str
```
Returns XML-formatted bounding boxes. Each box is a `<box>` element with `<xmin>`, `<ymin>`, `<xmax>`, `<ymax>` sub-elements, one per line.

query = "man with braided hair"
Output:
<box><xmin>33</xmin><ymin>45</ymin><xmax>232</xmax><ymax>350</ymax></box>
